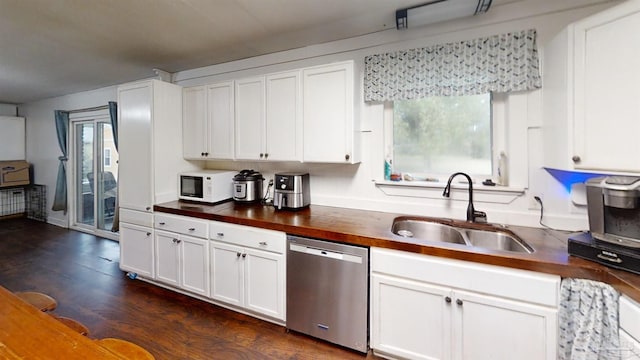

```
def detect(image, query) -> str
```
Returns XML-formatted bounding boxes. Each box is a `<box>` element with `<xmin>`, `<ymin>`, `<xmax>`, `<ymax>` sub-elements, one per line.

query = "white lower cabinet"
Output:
<box><xmin>210</xmin><ymin>221</ymin><xmax>286</xmax><ymax>321</ymax></box>
<box><xmin>620</xmin><ymin>296</ymin><xmax>640</xmax><ymax>359</ymax></box>
<box><xmin>119</xmin><ymin>222</ymin><xmax>154</xmax><ymax>279</ymax></box>
<box><xmin>155</xmin><ymin>231</ymin><xmax>209</xmax><ymax>297</ymax></box>
<box><xmin>371</xmin><ymin>248</ymin><xmax>559</xmax><ymax>360</ymax></box>
<box><xmin>154</xmin><ymin>214</ymin><xmax>210</xmax><ymax>297</ymax></box>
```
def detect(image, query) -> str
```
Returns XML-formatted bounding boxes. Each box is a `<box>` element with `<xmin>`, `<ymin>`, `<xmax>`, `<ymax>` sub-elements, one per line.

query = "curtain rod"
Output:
<box><xmin>66</xmin><ymin>104</ymin><xmax>110</xmax><ymax>114</ymax></box>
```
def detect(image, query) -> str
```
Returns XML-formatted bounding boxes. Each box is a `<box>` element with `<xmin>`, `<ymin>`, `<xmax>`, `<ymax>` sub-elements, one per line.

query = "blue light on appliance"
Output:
<box><xmin>543</xmin><ymin>167</ymin><xmax>606</xmax><ymax>192</ymax></box>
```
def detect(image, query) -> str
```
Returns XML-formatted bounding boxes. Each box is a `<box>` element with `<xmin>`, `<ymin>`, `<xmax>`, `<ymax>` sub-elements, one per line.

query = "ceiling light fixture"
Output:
<box><xmin>396</xmin><ymin>0</ymin><xmax>493</xmax><ymax>30</ymax></box>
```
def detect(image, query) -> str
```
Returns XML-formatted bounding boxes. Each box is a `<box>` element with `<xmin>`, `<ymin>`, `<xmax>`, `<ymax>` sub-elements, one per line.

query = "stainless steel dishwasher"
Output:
<box><xmin>286</xmin><ymin>235</ymin><xmax>369</xmax><ymax>353</ymax></box>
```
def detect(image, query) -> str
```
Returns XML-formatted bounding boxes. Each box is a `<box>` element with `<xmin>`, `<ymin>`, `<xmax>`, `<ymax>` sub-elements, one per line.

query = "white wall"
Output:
<box><xmin>173</xmin><ymin>0</ymin><xmax>615</xmax><ymax>231</ymax></box>
<box><xmin>19</xmin><ymin>86</ymin><xmax>117</xmax><ymax>227</ymax></box>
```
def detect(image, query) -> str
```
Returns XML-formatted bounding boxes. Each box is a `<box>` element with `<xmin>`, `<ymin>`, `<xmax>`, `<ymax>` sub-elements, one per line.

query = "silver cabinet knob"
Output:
<box><xmin>572</xmin><ymin>155</ymin><xmax>581</xmax><ymax>163</ymax></box>
<box><xmin>445</xmin><ymin>296</ymin><xmax>452</xmax><ymax>303</ymax></box>
<box><xmin>242</xmin><ymin>253</ymin><xmax>247</xmax><ymax>259</ymax></box>
<box><xmin>236</xmin><ymin>252</ymin><xmax>241</xmax><ymax>258</ymax></box>
<box><xmin>456</xmin><ymin>299</ymin><xmax>463</xmax><ymax>306</ymax></box>
<box><xmin>146</xmin><ymin>232</ymin><xmax>151</xmax><ymax>236</ymax></box>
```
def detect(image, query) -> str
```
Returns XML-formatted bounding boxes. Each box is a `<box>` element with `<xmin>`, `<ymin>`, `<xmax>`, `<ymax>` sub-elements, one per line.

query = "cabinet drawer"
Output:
<box><xmin>154</xmin><ymin>213</ymin><xmax>208</xmax><ymax>238</ymax></box>
<box><xmin>210</xmin><ymin>221</ymin><xmax>286</xmax><ymax>254</ymax></box>
<box><xmin>120</xmin><ymin>208</ymin><xmax>153</xmax><ymax>227</ymax></box>
<box><xmin>371</xmin><ymin>247</ymin><xmax>560</xmax><ymax>307</ymax></box>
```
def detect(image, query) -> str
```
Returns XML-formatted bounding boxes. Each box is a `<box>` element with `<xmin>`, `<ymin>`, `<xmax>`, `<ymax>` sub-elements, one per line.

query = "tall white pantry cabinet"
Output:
<box><xmin>117</xmin><ymin>79</ymin><xmax>195</xmax><ymax>278</ymax></box>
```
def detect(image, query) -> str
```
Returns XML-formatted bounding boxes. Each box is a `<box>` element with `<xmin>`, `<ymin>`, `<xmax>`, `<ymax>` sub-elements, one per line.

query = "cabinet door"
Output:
<box><xmin>117</xmin><ymin>82</ymin><xmax>153</xmax><ymax>212</ymax></box>
<box><xmin>620</xmin><ymin>295</ymin><xmax>640</xmax><ymax>358</ymax></box>
<box><xmin>119</xmin><ymin>222</ymin><xmax>154</xmax><ymax>278</ymax></box>
<box><xmin>210</xmin><ymin>241</ymin><xmax>243</xmax><ymax>307</ymax></box>
<box><xmin>453</xmin><ymin>290</ymin><xmax>557</xmax><ymax>360</ymax></box>
<box><xmin>181</xmin><ymin>235</ymin><xmax>209</xmax><ymax>297</ymax></box>
<box><xmin>208</xmin><ymin>82</ymin><xmax>235</xmax><ymax>159</ymax></box>
<box><xmin>235</xmin><ymin>77</ymin><xmax>265</xmax><ymax>160</ymax></box>
<box><xmin>302</xmin><ymin>62</ymin><xmax>354</xmax><ymax>163</ymax></box>
<box><xmin>244</xmin><ymin>248</ymin><xmax>285</xmax><ymax>320</ymax></box>
<box><xmin>155</xmin><ymin>231</ymin><xmax>180</xmax><ymax>287</ymax></box>
<box><xmin>572</xmin><ymin>3</ymin><xmax>640</xmax><ymax>172</ymax></box>
<box><xmin>371</xmin><ymin>274</ymin><xmax>452</xmax><ymax>360</ymax></box>
<box><xmin>183</xmin><ymin>86</ymin><xmax>208</xmax><ymax>159</ymax></box>
<box><xmin>0</xmin><ymin>116</ymin><xmax>25</xmax><ymax>161</ymax></box>
<box><xmin>265</xmin><ymin>71</ymin><xmax>300</xmax><ymax>161</ymax></box>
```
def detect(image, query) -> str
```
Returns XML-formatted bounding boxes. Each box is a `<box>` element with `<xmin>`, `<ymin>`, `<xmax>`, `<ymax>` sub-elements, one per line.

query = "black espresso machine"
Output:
<box><xmin>568</xmin><ymin>176</ymin><xmax>640</xmax><ymax>274</ymax></box>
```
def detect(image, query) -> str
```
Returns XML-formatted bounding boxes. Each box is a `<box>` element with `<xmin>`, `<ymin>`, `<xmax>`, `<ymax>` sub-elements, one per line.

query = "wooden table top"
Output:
<box><xmin>0</xmin><ymin>286</ymin><xmax>125</xmax><ymax>359</ymax></box>
<box><xmin>155</xmin><ymin>200</ymin><xmax>640</xmax><ymax>303</ymax></box>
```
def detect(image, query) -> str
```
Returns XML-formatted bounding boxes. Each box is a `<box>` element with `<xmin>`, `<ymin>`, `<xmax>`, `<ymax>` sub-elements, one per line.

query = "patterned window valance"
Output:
<box><xmin>364</xmin><ymin>29</ymin><xmax>542</xmax><ymax>102</ymax></box>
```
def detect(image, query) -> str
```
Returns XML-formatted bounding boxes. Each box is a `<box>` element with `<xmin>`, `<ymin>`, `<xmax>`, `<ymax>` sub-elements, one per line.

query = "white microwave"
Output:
<box><xmin>178</xmin><ymin>170</ymin><xmax>235</xmax><ymax>203</ymax></box>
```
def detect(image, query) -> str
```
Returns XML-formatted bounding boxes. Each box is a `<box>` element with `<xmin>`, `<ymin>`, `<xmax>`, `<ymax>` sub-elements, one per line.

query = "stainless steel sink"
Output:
<box><xmin>462</xmin><ymin>229</ymin><xmax>534</xmax><ymax>254</ymax></box>
<box><xmin>391</xmin><ymin>217</ymin><xmax>534</xmax><ymax>253</ymax></box>
<box><xmin>391</xmin><ymin>219</ymin><xmax>466</xmax><ymax>245</ymax></box>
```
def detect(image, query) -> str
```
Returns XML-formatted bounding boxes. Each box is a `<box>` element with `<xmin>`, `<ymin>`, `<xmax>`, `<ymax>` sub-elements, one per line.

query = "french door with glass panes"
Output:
<box><xmin>71</xmin><ymin>115</ymin><xmax>118</xmax><ymax>239</ymax></box>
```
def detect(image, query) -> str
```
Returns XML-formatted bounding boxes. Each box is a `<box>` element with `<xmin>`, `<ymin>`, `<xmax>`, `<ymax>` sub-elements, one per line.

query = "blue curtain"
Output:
<box><xmin>52</xmin><ymin>110</ymin><xmax>69</xmax><ymax>213</ymax></box>
<box><xmin>108</xmin><ymin>101</ymin><xmax>118</xmax><ymax>150</ymax></box>
<box><xmin>108</xmin><ymin>101</ymin><xmax>119</xmax><ymax>232</ymax></box>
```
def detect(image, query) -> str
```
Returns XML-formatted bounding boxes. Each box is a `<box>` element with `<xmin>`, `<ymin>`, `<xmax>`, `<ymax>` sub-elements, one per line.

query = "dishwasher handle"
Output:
<box><xmin>289</xmin><ymin>243</ymin><xmax>362</xmax><ymax>264</ymax></box>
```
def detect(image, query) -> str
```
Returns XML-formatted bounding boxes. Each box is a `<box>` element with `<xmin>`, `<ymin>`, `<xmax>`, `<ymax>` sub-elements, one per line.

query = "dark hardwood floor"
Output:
<box><xmin>0</xmin><ymin>218</ymin><xmax>379</xmax><ymax>359</ymax></box>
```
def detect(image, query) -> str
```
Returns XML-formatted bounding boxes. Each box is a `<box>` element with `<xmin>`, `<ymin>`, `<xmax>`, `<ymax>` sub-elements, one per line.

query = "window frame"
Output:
<box><xmin>383</xmin><ymin>93</ymin><xmax>508</xmax><ymax>185</ymax></box>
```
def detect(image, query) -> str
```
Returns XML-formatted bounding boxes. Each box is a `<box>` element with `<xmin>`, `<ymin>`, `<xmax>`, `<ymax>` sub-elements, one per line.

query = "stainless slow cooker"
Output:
<box><xmin>233</xmin><ymin>169</ymin><xmax>264</xmax><ymax>203</ymax></box>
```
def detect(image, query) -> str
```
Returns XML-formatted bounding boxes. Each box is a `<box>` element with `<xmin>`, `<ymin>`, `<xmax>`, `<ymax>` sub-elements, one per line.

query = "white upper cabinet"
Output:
<box><xmin>544</xmin><ymin>1</ymin><xmax>640</xmax><ymax>173</ymax></box>
<box><xmin>182</xmin><ymin>61</ymin><xmax>358</xmax><ymax>163</ymax></box>
<box><xmin>182</xmin><ymin>82</ymin><xmax>235</xmax><ymax>160</ymax></box>
<box><xmin>235</xmin><ymin>71</ymin><xmax>301</xmax><ymax>161</ymax></box>
<box><xmin>235</xmin><ymin>77</ymin><xmax>265</xmax><ymax>160</ymax></box>
<box><xmin>182</xmin><ymin>86</ymin><xmax>208</xmax><ymax>159</ymax></box>
<box><xmin>118</xmin><ymin>81</ymin><xmax>154</xmax><ymax>212</ymax></box>
<box><xmin>265</xmin><ymin>71</ymin><xmax>301</xmax><ymax>161</ymax></box>
<box><xmin>118</xmin><ymin>79</ymin><xmax>188</xmax><ymax>211</ymax></box>
<box><xmin>302</xmin><ymin>61</ymin><xmax>359</xmax><ymax>163</ymax></box>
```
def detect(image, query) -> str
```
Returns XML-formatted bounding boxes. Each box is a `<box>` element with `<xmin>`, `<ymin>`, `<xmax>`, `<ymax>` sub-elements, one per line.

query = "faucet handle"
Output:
<box><xmin>473</xmin><ymin>210</ymin><xmax>487</xmax><ymax>223</ymax></box>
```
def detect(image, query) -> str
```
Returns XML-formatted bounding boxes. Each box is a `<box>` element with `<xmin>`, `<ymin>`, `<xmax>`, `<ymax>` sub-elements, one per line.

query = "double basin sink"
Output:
<box><xmin>391</xmin><ymin>216</ymin><xmax>534</xmax><ymax>254</ymax></box>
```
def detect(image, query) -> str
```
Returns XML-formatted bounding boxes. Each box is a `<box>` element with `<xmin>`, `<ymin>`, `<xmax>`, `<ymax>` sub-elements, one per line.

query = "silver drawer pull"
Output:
<box><xmin>146</xmin><ymin>232</ymin><xmax>151</xmax><ymax>236</ymax></box>
<box><xmin>158</xmin><ymin>222</ymin><xmax>166</xmax><ymax>225</ymax></box>
<box><xmin>259</xmin><ymin>241</ymin><xmax>267</xmax><ymax>246</ymax></box>
<box><xmin>188</xmin><ymin>227</ymin><xmax>196</xmax><ymax>231</ymax></box>
<box><xmin>217</xmin><ymin>232</ymin><xmax>224</xmax><ymax>237</ymax></box>
<box><xmin>597</xmin><ymin>253</ymin><xmax>623</xmax><ymax>263</ymax></box>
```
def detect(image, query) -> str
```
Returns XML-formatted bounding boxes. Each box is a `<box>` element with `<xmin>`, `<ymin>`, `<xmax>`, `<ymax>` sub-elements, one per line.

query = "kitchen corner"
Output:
<box><xmin>154</xmin><ymin>199</ymin><xmax>640</xmax><ymax>304</ymax></box>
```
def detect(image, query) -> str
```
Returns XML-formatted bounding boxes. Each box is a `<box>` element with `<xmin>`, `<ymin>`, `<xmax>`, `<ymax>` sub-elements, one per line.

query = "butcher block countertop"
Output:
<box><xmin>155</xmin><ymin>200</ymin><xmax>640</xmax><ymax>303</ymax></box>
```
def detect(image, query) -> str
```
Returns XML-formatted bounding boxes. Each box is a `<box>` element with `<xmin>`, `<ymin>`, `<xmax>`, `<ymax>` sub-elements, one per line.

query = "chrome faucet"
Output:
<box><xmin>443</xmin><ymin>172</ymin><xmax>487</xmax><ymax>223</ymax></box>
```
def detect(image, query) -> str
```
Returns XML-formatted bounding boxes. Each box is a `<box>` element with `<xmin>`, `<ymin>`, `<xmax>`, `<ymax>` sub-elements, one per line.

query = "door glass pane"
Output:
<box><xmin>98</xmin><ymin>122</ymin><xmax>118</xmax><ymax>231</ymax></box>
<box><xmin>75</xmin><ymin>123</ymin><xmax>94</xmax><ymax>225</ymax></box>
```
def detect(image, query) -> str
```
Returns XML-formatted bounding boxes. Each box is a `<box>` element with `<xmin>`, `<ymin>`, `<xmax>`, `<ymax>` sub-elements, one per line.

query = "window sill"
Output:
<box><xmin>374</xmin><ymin>180</ymin><xmax>525</xmax><ymax>204</ymax></box>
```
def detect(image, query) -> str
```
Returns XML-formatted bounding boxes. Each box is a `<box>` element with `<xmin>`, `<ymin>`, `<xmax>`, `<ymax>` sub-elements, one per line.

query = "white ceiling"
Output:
<box><xmin>0</xmin><ymin>0</ymin><xmax>516</xmax><ymax>104</ymax></box>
